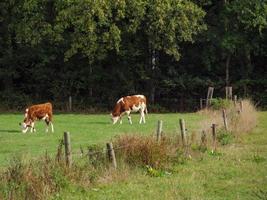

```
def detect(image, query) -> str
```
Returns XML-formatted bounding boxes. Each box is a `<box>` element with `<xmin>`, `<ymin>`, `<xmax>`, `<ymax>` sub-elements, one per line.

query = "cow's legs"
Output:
<box><xmin>126</xmin><ymin>111</ymin><xmax>132</xmax><ymax>124</ymax></box>
<box><xmin>139</xmin><ymin>110</ymin><xmax>146</xmax><ymax>124</ymax></box>
<box><xmin>50</xmin><ymin>122</ymin><xmax>54</xmax><ymax>133</ymax></box>
<box><xmin>30</xmin><ymin>122</ymin><xmax>35</xmax><ymax>133</ymax></box>
<box><xmin>22</xmin><ymin>126</ymin><xmax>29</xmax><ymax>133</ymax></box>
<box><xmin>119</xmin><ymin>116</ymin><xmax>123</xmax><ymax>124</ymax></box>
<box><xmin>45</xmin><ymin>119</ymin><xmax>50</xmax><ymax>132</ymax></box>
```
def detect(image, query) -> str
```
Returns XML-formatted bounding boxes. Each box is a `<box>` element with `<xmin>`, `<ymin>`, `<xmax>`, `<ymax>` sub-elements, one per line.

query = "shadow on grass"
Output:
<box><xmin>0</xmin><ymin>129</ymin><xmax>21</xmax><ymax>133</ymax></box>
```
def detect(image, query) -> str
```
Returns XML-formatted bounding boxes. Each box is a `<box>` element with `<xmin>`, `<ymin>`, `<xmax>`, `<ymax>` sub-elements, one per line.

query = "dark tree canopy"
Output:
<box><xmin>0</xmin><ymin>0</ymin><xmax>266</xmax><ymax>111</ymax></box>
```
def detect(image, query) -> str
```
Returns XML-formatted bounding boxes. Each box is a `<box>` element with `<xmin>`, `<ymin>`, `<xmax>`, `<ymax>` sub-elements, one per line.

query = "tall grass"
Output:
<box><xmin>198</xmin><ymin>99</ymin><xmax>258</xmax><ymax>145</ymax></box>
<box><xmin>113</xmin><ymin>134</ymin><xmax>181</xmax><ymax>168</ymax></box>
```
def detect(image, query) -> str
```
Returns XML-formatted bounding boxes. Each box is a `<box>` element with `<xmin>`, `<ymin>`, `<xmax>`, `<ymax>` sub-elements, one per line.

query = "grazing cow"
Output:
<box><xmin>111</xmin><ymin>95</ymin><xmax>147</xmax><ymax>124</ymax></box>
<box><xmin>20</xmin><ymin>102</ymin><xmax>54</xmax><ymax>133</ymax></box>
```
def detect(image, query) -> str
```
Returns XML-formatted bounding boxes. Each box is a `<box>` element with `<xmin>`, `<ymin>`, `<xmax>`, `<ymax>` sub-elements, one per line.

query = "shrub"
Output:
<box><xmin>210</xmin><ymin>98</ymin><xmax>232</xmax><ymax>110</ymax></box>
<box><xmin>113</xmin><ymin>135</ymin><xmax>179</xmax><ymax>169</ymax></box>
<box><xmin>217</xmin><ymin>130</ymin><xmax>234</xmax><ymax>145</ymax></box>
<box><xmin>87</xmin><ymin>144</ymin><xmax>107</xmax><ymax>168</ymax></box>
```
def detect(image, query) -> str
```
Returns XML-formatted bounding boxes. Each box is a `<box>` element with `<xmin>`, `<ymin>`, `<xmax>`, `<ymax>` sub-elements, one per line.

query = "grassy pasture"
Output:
<box><xmin>0</xmin><ymin>112</ymin><xmax>266</xmax><ymax>200</ymax></box>
<box><xmin>57</xmin><ymin>112</ymin><xmax>267</xmax><ymax>199</ymax></box>
<box><xmin>0</xmin><ymin>112</ymin><xmax>202</xmax><ymax>167</ymax></box>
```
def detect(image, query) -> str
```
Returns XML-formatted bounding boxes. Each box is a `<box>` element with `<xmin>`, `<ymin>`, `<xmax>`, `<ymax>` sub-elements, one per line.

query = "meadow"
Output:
<box><xmin>0</xmin><ymin>112</ymin><xmax>202</xmax><ymax>167</ymax></box>
<box><xmin>0</xmin><ymin>111</ymin><xmax>266</xmax><ymax>200</ymax></box>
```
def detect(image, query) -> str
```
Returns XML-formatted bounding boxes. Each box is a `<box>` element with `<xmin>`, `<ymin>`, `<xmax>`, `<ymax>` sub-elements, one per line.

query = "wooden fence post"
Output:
<box><xmin>200</xmin><ymin>98</ymin><xmax>203</xmax><ymax>110</ymax></box>
<box><xmin>211</xmin><ymin>124</ymin><xmax>217</xmax><ymax>152</ymax></box>
<box><xmin>69</xmin><ymin>96</ymin><xmax>72</xmax><ymax>111</ymax></box>
<box><xmin>234</xmin><ymin>95</ymin><xmax>237</xmax><ymax>106</ymax></box>
<box><xmin>206</xmin><ymin>87</ymin><xmax>214</xmax><ymax>107</ymax></box>
<box><xmin>179</xmin><ymin>119</ymin><xmax>186</xmax><ymax>147</ymax></box>
<box><xmin>225</xmin><ymin>86</ymin><xmax>233</xmax><ymax>100</ymax></box>
<box><xmin>222</xmin><ymin>109</ymin><xmax>228</xmax><ymax>131</ymax></box>
<box><xmin>64</xmin><ymin>132</ymin><xmax>72</xmax><ymax>167</ymax></box>
<box><xmin>240</xmin><ymin>100</ymin><xmax>243</xmax><ymax>112</ymax></box>
<box><xmin>106</xmin><ymin>142</ymin><xmax>117</xmax><ymax>169</ymax></box>
<box><xmin>156</xmin><ymin>120</ymin><xmax>163</xmax><ymax>142</ymax></box>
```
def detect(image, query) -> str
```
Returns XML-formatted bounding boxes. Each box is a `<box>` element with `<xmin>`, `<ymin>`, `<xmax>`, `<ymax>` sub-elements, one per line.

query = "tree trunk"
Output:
<box><xmin>89</xmin><ymin>64</ymin><xmax>93</xmax><ymax>97</ymax></box>
<box><xmin>225</xmin><ymin>54</ymin><xmax>231</xmax><ymax>86</ymax></box>
<box><xmin>243</xmin><ymin>49</ymin><xmax>252</xmax><ymax>97</ymax></box>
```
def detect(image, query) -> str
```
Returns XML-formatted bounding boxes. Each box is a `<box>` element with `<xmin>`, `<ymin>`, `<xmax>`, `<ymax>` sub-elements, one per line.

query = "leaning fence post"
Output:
<box><xmin>225</xmin><ymin>86</ymin><xmax>233</xmax><ymax>100</ymax></box>
<box><xmin>106</xmin><ymin>142</ymin><xmax>117</xmax><ymax>169</ymax></box>
<box><xmin>179</xmin><ymin>119</ymin><xmax>186</xmax><ymax>147</ymax></box>
<box><xmin>211</xmin><ymin>124</ymin><xmax>217</xmax><ymax>152</ymax></box>
<box><xmin>222</xmin><ymin>109</ymin><xmax>228</xmax><ymax>131</ymax></box>
<box><xmin>156</xmin><ymin>120</ymin><xmax>163</xmax><ymax>142</ymax></box>
<box><xmin>200</xmin><ymin>98</ymin><xmax>203</xmax><ymax>110</ymax></box>
<box><xmin>206</xmin><ymin>87</ymin><xmax>214</xmax><ymax>107</ymax></box>
<box><xmin>64</xmin><ymin>132</ymin><xmax>72</xmax><ymax>167</ymax></box>
<box><xmin>234</xmin><ymin>95</ymin><xmax>237</xmax><ymax>106</ymax></box>
<box><xmin>240</xmin><ymin>100</ymin><xmax>243</xmax><ymax>112</ymax></box>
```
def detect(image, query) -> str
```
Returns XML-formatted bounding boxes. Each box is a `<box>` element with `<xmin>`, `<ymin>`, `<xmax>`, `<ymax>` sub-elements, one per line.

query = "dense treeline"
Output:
<box><xmin>0</xmin><ymin>0</ymin><xmax>266</xmax><ymax>111</ymax></box>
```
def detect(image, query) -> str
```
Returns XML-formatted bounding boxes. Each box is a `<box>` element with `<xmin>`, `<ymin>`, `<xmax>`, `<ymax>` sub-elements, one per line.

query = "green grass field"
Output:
<box><xmin>0</xmin><ymin>112</ymin><xmax>202</xmax><ymax>167</ymax></box>
<box><xmin>0</xmin><ymin>112</ymin><xmax>267</xmax><ymax>199</ymax></box>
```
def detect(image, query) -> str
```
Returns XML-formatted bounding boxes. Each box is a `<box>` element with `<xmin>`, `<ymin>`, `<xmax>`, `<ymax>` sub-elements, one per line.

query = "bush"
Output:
<box><xmin>217</xmin><ymin>130</ymin><xmax>234</xmax><ymax>145</ymax></box>
<box><xmin>87</xmin><ymin>144</ymin><xmax>107</xmax><ymax>168</ymax></box>
<box><xmin>113</xmin><ymin>135</ymin><xmax>179</xmax><ymax>169</ymax></box>
<box><xmin>210</xmin><ymin>98</ymin><xmax>232</xmax><ymax>110</ymax></box>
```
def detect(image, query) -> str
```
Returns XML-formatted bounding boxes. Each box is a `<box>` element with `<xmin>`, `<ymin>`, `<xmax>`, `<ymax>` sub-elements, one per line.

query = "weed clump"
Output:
<box><xmin>210</xmin><ymin>98</ymin><xmax>232</xmax><ymax>110</ymax></box>
<box><xmin>113</xmin><ymin>134</ymin><xmax>179</xmax><ymax>169</ymax></box>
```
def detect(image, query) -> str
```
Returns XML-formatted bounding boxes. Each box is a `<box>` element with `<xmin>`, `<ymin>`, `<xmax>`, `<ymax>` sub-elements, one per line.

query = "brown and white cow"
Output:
<box><xmin>20</xmin><ymin>102</ymin><xmax>54</xmax><ymax>133</ymax></box>
<box><xmin>111</xmin><ymin>95</ymin><xmax>147</xmax><ymax>124</ymax></box>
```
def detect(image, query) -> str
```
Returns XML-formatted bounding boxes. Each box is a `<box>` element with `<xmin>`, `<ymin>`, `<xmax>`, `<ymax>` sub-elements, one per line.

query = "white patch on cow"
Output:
<box><xmin>117</xmin><ymin>98</ymin><xmax>124</xmax><ymax>104</ymax></box>
<box><xmin>134</xmin><ymin>95</ymin><xmax>145</xmax><ymax>99</ymax></box>
<box><xmin>131</xmin><ymin>104</ymin><xmax>141</xmax><ymax>112</ymax></box>
<box><xmin>42</xmin><ymin>114</ymin><xmax>49</xmax><ymax>120</ymax></box>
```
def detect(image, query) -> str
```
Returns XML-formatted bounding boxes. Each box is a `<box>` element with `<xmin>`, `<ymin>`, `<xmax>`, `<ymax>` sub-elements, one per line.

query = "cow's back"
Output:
<box><xmin>27</xmin><ymin>102</ymin><xmax>53</xmax><ymax>120</ymax></box>
<box><xmin>124</xmin><ymin>95</ymin><xmax>146</xmax><ymax>107</ymax></box>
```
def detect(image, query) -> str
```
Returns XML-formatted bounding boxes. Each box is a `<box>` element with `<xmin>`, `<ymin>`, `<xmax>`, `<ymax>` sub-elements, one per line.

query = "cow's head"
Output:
<box><xmin>19</xmin><ymin>109</ymin><xmax>32</xmax><ymax>133</ymax></box>
<box><xmin>110</xmin><ymin>113</ymin><xmax>120</xmax><ymax>124</ymax></box>
<box><xmin>19</xmin><ymin>118</ymin><xmax>33</xmax><ymax>133</ymax></box>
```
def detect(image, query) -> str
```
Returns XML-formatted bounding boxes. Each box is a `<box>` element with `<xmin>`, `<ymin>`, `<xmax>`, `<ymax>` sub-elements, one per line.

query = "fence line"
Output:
<box><xmin>59</xmin><ymin>104</ymin><xmax>243</xmax><ymax>167</ymax></box>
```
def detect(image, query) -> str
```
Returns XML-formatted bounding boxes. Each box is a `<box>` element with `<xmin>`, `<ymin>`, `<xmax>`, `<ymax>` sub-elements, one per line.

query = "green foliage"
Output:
<box><xmin>210</xmin><ymin>98</ymin><xmax>232</xmax><ymax>110</ymax></box>
<box><xmin>207</xmin><ymin>150</ymin><xmax>223</xmax><ymax>157</ymax></box>
<box><xmin>145</xmin><ymin>165</ymin><xmax>172</xmax><ymax>177</ymax></box>
<box><xmin>252</xmin><ymin>154</ymin><xmax>266</xmax><ymax>164</ymax></box>
<box><xmin>87</xmin><ymin>144</ymin><xmax>106</xmax><ymax>168</ymax></box>
<box><xmin>0</xmin><ymin>0</ymin><xmax>267</xmax><ymax>111</ymax></box>
<box><xmin>217</xmin><ymin>130</ymin><xmax>234</xmax><ymax>145</ymax></box>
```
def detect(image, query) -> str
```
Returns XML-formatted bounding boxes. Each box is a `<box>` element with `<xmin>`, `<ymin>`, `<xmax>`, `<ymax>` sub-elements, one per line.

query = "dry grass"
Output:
<box><xmin>113</xmin><ymin>134</ymin><xmax>180</xmax><ymax>169</ymax></box>
<box><xmin>0</xmin><ymin>153</ymin><xmax>108</xmax><ymax>200</ymax></box>
<box><xmin>231</xmin><ymin>99</ymin><xmax>258</xmax><ymax>135</ymax></box>
<box><xmin>198</xmin><ymin>99</ymin><xmax>258</xmax><ymax>145</ymax></box>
